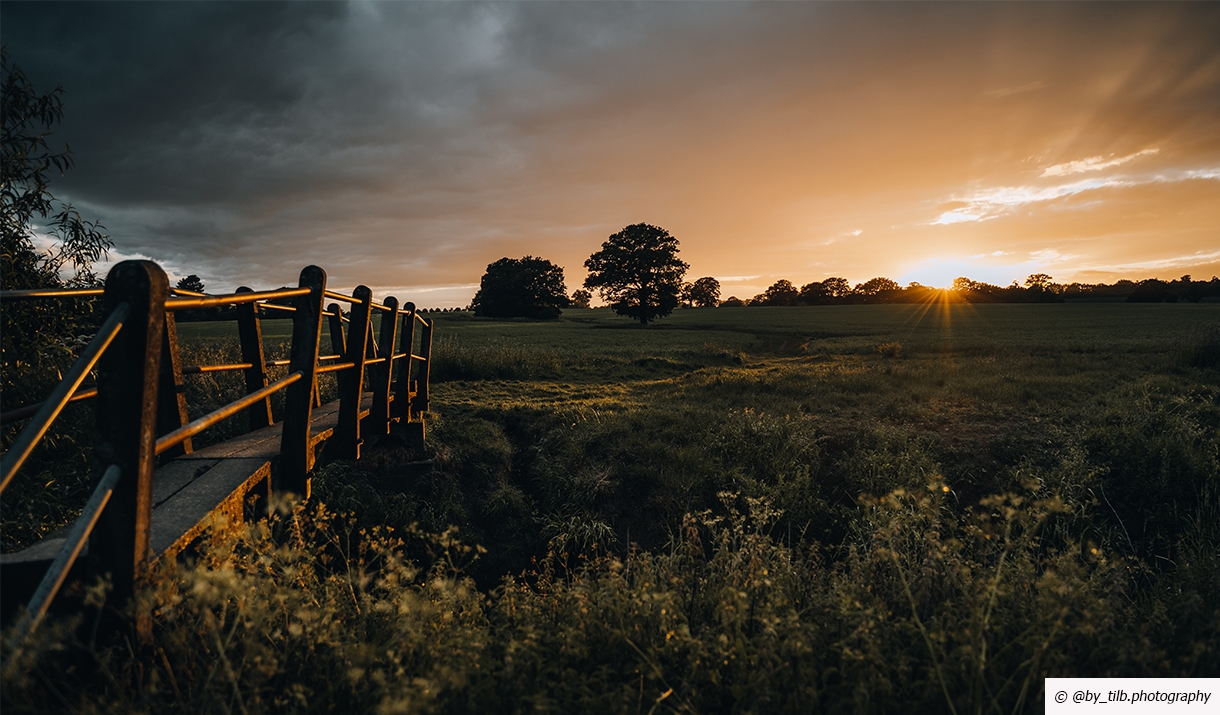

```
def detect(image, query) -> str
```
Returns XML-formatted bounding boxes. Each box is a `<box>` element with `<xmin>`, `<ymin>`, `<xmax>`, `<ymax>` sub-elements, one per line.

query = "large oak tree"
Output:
<box><xmin>583</xmin><ymin>223</ymin><xmax>688</xmax><ymax>325</ymax></box>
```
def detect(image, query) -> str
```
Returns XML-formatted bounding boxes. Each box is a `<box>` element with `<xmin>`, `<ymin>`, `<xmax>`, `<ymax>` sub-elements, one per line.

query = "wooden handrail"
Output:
<box><xmin>1</xmin><ymin>260</ymin><xmax>435</xmax><ymax>649</ymax></box>
<box><xmin>166</xmin><ymin>286</ymin><xmax>311</xmax><ymax>311</ymax></box>
<box><xmin>5</xmin><ymin>463</ymin><xmax>121</xmax><ymax>659</ymax></box>
<box><xmin>0</xmin><ymin>303</ymin><xmax>129</xmax><ymax>492</ymax></box>
<box><xmin>155</xmin><ymin>372</ymin><xmax>303</xmax><ymax>455</ymax></box>
<box><xmin>324</xmin><ymin>289</ymin><xmax>394</xmax><ymax>313</ymax></box>
<box><xmin>0</xmin><ymin>287</ymin><xmax>105</xmax><ymax>299</ymax></box>
<box><xmin>0</xmin><ymin>386</ymin><xmax>99</xmax><ymax>426</ymax></box>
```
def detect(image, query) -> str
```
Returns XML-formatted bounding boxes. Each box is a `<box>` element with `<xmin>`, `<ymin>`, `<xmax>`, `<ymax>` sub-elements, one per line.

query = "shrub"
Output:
<box><xmin>2</xmin><ymin>500</ymin><xmax>489</xmax><ymax>714</ymax></box>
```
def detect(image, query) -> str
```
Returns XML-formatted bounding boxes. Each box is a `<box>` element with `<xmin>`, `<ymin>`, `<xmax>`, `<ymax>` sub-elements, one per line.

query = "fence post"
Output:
<box><xmin>370</xmin><ymin>296</ymin><xmax>399</xmax><ymax>441</ymax></box>
<box><xmin>235</xmin><ymin>287</ymin><xmax>273</xmax><ymax>431</ymax></box>
<box><xmin>335</xmin><ymin>286</ymin><xmax>372</xmax><ymax>460</ymax></box>
<box><xmin>327</xmin><ymin>302</ymin><xmax>347</xmax><ymax>397</ymax></box>
<box><xmin>89</xmin><ymin>260</ymin><xmax>167</xmax><ymax>642</ymax></box>
<box><xmin>279</xmin><ymin>266</ymin><xmax>326</xmax><ymax>498</ymax></box>
<box><xmin>392</xmin><ymin>302</ymin><xmax>417</xmax><ymax>426</ymax></box>
<box><xmin>155</xmin><ymin>311</ymin><xmax>192</xmax><ymax>461</ymax></box>
<box><xmin>414</xmin><ymin>318</ymin><xmax>433</xmax><ymax>419</ymax></box>
<box><xmin>405</xmin><ymin>316</ymin><xmax>432</xmax><ymax>452</ymax></box>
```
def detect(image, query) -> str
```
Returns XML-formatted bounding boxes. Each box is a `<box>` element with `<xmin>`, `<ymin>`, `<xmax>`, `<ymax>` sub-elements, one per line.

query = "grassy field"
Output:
<box><xmin>5</xmin><ymin>302</ymin><xmax>1219</xmax><ymax>713</ymax></box>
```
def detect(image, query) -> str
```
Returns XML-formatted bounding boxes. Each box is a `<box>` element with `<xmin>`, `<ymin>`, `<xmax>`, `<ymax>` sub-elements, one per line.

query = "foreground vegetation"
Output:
<box><xmin>4</xmin><ymin>303</ymin><xmax>1219</xmax><ymax>712</ymax></box>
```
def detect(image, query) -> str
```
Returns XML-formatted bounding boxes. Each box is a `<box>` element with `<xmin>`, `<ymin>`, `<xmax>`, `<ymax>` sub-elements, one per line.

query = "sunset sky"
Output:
<box><xmin>5</xmin><ymin>2</ymin><xmax>1219</xmax><ymax>306</ymax></box>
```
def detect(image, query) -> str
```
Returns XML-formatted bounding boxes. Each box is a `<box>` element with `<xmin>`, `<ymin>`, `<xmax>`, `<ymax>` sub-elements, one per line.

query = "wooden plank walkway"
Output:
<box><xmin>1</xmin><ymin>395</ymin><xmax>373</xmax><ymax>612</ymax></box>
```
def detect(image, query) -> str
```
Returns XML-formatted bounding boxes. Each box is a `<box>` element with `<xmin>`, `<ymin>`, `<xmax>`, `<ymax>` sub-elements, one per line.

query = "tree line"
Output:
<box><xmin>721</xmin><ymin>273</ymin><xmax>1220</xmax><ymax>307</ymax></box>
<box><xmin>470</xmin><ymin>223</ymin><xmax>691</xmax><ymax>325</ymax></box>
<box><xmin>469</xmin><ymin>223</ymin><xmax>1220</xmax><ymax>325</ymax></box>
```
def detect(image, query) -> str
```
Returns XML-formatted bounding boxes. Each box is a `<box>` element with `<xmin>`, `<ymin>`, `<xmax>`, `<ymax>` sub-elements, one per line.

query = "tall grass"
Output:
<box><xmin>5</xmin><ymin>305</ymin><xmax>1219</xmax><ymax>710</ymax></box>
<box><xmin>1175</xmin><ymin>322</ymin><xmax>1220</xmax><ymax>370</ymax></box>
<box><xmin>5</xmin><ymin>485</ymin><xmax>1214</xmax><ymax>713</ymax></box>
<box><xmin>430</xmin><ymin>336</ymin><xmax>565</xmax><ymax>382</ymax></box>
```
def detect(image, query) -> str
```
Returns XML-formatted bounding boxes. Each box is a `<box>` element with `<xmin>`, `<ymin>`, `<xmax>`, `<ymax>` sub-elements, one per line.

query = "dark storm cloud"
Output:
<box><xmin>4</xmin><ymin>1</ymin><xmax>774</xmax><ymax>291</ymax></box>
<box><xmin>5</xmin><ymin>2</ymin><xmax>552</xmax><ymax>289</ymax></box>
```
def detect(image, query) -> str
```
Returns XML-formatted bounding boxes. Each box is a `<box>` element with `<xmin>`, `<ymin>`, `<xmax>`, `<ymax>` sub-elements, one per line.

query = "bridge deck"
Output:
<box><xmin>1</xmin><ymin>394</ymin><xmax>376</xmax><ymax>614</ymax></box>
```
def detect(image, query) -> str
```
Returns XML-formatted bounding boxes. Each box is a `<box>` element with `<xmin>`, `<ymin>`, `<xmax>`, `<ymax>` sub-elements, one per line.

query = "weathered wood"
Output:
<box><xmin>235</xmin><ymin>286</ymin><xmax>274</xmax><ymax>430</ymax></box>
<box><xmin>89</xmin><ymin>260</ymin><xmax>167</xmax><ymax>640</ymax></box>
<box><xmin>155</xmin><ymin>311</ymin><xmax>192</xmax><ymax>461</ymax></box>
<box><xmin>279</xmin><ymin>265</ymin><xmax>326</xmax><ymax>498</ymax></box>
<box><xmin>151</xmin><ymin>458</ymin><xmax>221</xmax><ymax>508</ymax></box>
<box><xmin>370</xmin><ymin>296</ymin><xmax>399</xmax><ymax>441</ymax></box>
<box><xmin>336</xmin><ymin>286</ymin><xmax>373</xmax><ymax>460</ymax></box>
<box><xmin>1</xmin><ymin>391</ymin><xmax>379</xmax><ymax>623</ymax></box>
<box><xmin>150</xmin><ymin>459</ymin><xmax>271</xmax><ymax>558</ymax></box>
<box><xmin>327</xmin><ymin>302</ymin><xmax>347</xmax><ymax>395</ymax></box>
<box><xmin>392</xmin><ymin>302</ymin><xmax>417</xmax><ymax>425</ymax></box>
<box><xmin>414</xmin><ymin>318</ymin><xmax>433</xmax><ymax>418</ymax></box>
<box><xmin>1</xmin><ymin>259</ymin><xmax>440</xmax><ymax>636</ymax></box>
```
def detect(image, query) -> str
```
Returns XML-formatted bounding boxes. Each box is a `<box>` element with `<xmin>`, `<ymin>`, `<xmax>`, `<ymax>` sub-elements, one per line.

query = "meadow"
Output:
<box><xmin>4</xmin><ymin>302</ymin><xmax>1219</xmax><ymax>713</ymax></box>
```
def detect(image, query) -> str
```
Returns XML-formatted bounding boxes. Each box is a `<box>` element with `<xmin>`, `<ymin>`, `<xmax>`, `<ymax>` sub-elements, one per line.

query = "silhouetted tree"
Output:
<box><xmin>852</xmin><ymin>277</ymin><xmax>900</xmax><ymax>302</ymax></box>
<box><xmin>1127</xmin><ymin>279</ymin><xmax>1176</xmax><ymax>303</ymax></box>
<box><xmin>798</xmin><ymin>281</ymin><xmax>828</xmax><ymax>305</ymax></box>
<box><xmin>175</xmin><ymin>274</ymin><xmax>206</xmax><ymax>294</ymax></box>
<box><xmin>822</xmin><ymin>277</ymin><xmax>851</xmax><ymax>299</ymax></box>
<box><xmin>570</xmin><ymin>288</ymin><xmax>593</xmax><ymax>309</ymax></box>
<box><xmin>584</xmin><ymin>223</ymin><xmax>688</xmax><ymax>325</ymax></box>
<box><xmin>2</xmin><ymin>50</ymin><xmax>111</xmax><ymax>292</ymax></box>
<box><xmin>173</xmin><ymin>274</ymin><xmax>216</xmax><ymax>321</ymax></box>
<box><xmin>2</xmin><ymin>50</ymin><xmax>112</xmax><ymax>410</ymax></box>
<box><xmin>684</xmin><ymin>277</ymin><xmax>720</xmax><ymax>308</ymax></box>
<box><xmin>1024</xmin><ymin>273</ymin><xmax>1054</xmax><ymax>290</ymax></box>
<box><xmin>471</xmin><ymin>256</ymin><xmax>570</xmax><ymax>319</ymax></box>
<box><xmin>720</xmin><ymin>295</ymin><xmax>745</xmax><ymax>308</ymax></box>
<box><xmin>752</xmin><ymin>279</ymin><xmax>799</xmax><ymax>306</ymax></box>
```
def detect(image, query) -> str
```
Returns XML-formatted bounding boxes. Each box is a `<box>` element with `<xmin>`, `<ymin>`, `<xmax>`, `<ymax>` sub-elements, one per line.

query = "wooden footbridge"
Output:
<box><xmin>0</xmin><ymin>261</ymin><xmax>433</xmax><ymax>647</ymax></box>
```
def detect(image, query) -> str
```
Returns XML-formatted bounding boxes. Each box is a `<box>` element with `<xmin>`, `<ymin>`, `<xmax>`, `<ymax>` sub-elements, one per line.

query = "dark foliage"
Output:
<box><xmin>1</xmin><ymin>51</ymin><xmax>112</xmax><ymax>551</ymax></box>
<box><xmin>751</xmin><ymin>279</ymin><xmax>799</xmax><ymax>306</ymax></box>
<box><xmin>682</xmin><ymin>276</ymin><xmax>720</xmax><ymax>308</ymax></box>
<box><xmin>470</xmin><ymin>255</ymin><xmax>569</xmax><ymax>320</ymax></box>
<box><xmin>569</xmin><ymin>288</ymin><xmax>592</xmax><ymax>309</ymax></box>
<box><xmin>584</xmin><ymin>223</ymin><xmax>688</xmax><ymax>325</ymax></box>
<box><xmin>1</xmin><ymin>49</ymin><xmax>110</xmax><ymax>411</ymax></box>
<box><xmin>1127</xmin><ymin>278</ymin><xmax>1176</xmax><ymax>303</ymax></box>
<box><xmin>1</xmin><ymin>49</ymin><xmax>111</xmax><ymax>293</ymax></box>
<box><xmin>175</xmin><ymin>274</ymin><xmax>205</xmax><ymax>294</ymax></box>
<box><xmin>852</xmin><ymin>276</ymin><xmax>901</xmax><ymax>302</ymax></box>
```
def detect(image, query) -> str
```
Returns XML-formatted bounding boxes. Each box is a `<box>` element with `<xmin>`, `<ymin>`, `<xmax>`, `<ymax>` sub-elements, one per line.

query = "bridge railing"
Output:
<box><xmin>0</xmin><ymin>260</ymin><xmax>433</xmax><ymax>648</ymax></box>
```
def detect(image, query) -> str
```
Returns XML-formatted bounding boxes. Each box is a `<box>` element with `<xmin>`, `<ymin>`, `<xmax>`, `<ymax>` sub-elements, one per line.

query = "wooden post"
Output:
<box><xmin>391</xmin><ymin>302</ymin><xmax>417</xmax><ymax>429</ymax></box>
<box><xmin>155</xmin><ymin>311</ymin><xmax>192</xmax><ymax>462</ymax></box>
<box><xmin>235</xmin><ymin>287</ymin><xmax>273</xmax><ymax>431</ymax></box>
<box><xmin>369</xmin><ymin>297</ymin><xmax>399</xmax><ymax>441</ymax></box>
<box><xmin>327</xmin><ymin>302</ymin><xmax>346</xmax><ymax>394</ymax></box>
<box><xmin>414</xmin><ymin>318</ymin><xmax>433</xmax><ymax>419</ymax></box>
<box><xmin>89</xmin><ymin>260</ymin><xmax>167</xmax><ymax>641</ymax></box>
<box><xmin>279</xmin><ymin>266</ymin><xmax>326</xmax><ymax>498</ymax></box>
<box><xmin>405</xmin><ymin>315</ymin><xmax>431</xmax><ymax>452</ymax></box>
<box><xmin>335</xmin><ymin>286</ymin><xmax>372</xmax><ymax>460</ymax></box>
